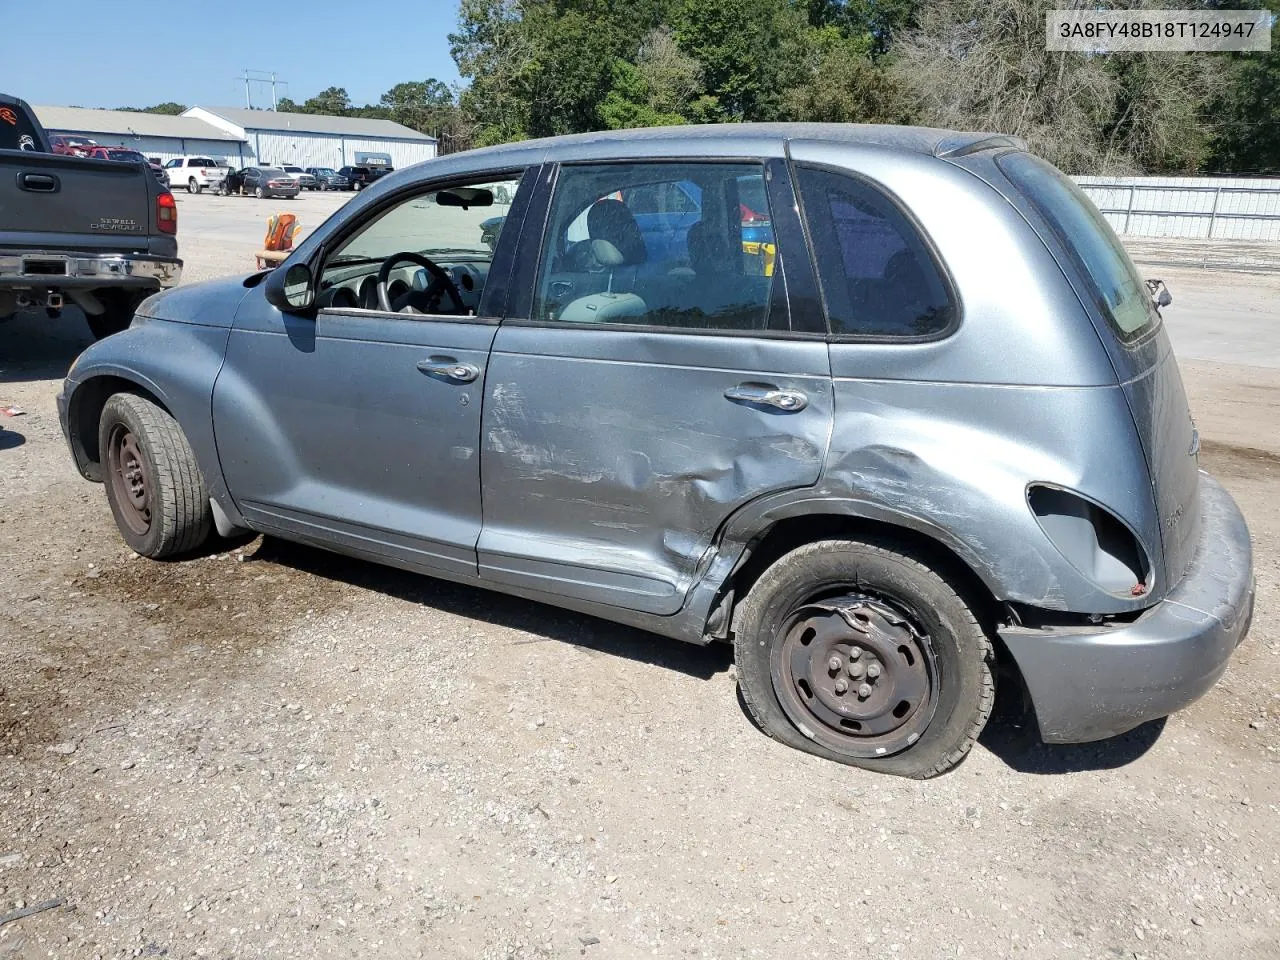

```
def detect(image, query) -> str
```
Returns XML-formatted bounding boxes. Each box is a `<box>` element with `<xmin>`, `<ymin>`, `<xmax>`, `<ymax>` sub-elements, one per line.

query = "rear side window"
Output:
<box><xmin>797</xmin><ymin>167</ymin><xmax>955</xmax><ymax>338</ymax></box>
<box><xmin>998</xmin><ymin>152</ymin><xmax>1156</xmax><ymax>342</ymax></box>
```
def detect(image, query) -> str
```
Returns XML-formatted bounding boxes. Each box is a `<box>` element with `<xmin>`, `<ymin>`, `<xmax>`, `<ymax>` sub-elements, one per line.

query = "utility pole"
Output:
<box><xmin>243</xmin><ymin>69</ymin><xmax>252</xmax><ymax>109</ymax></box>
<box><xmin>271</xmin><ymin>72</ymin><xmax>278</xmax><ymax>111</ymax></box>
<box><xmin>234</xmin><ymin>70</ymin><xmax>288</xmax><ymax>110</ymax></box>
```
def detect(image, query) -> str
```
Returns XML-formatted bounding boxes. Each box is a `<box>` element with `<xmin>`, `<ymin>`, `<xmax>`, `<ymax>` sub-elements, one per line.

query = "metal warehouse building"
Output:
<box><xmin>185</xmin><ymin>107</ymin><xmax>437</xmax><ymax>172</ymax></box>
<box><xmin>33</xmin><ymin>105</ymin><xmax>437</xmax><ymax>173</ymax></box>
<box><xmin>33</xmin><ymin>106</ymin><xmax>247</xmax><ymax>166</ymax></box>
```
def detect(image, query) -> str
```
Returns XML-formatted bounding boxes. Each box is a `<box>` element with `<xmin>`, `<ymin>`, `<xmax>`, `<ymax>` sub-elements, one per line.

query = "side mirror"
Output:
<box><xmin>264</xmin><ymin>260</ymin><xmax>315</xmax><ymax>312</ymax></box>
<box><xmin>1145</xmin><ymin>278</ymin><xmax>1172</xmax><ymax>309</ymax></box>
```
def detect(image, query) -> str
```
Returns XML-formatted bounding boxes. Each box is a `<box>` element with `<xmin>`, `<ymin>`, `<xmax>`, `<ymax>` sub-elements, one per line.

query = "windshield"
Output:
<box><xmin>998</xmin><ymin>152</ymin><xmax>1157</xmax><ymax>342</ymax></box>
<box><xmin>331</xmin><ymin>177</ymin><xmax>521</xmax><ymax>262</ymax></box>
<box><xmin>107</xmin><ymin>150</ymin><xmax>145</xmax><ymax>162</ymax></box>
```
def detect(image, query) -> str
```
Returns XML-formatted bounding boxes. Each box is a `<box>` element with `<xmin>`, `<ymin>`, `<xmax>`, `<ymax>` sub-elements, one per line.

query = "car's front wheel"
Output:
<box><xmin>99</xmin><ymin>393</ymin><xmax>212</xmax><ymax>558</ymax></box>
<box><xmin>733</xmin><ymin>538</ymin><xmax>994</xmax><ymax>778</ymax></box>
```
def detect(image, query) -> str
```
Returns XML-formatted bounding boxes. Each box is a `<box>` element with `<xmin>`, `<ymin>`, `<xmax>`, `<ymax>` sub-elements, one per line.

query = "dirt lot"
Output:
<box><xmin>1</xmin><ymin>193</ymin><xmax>1278</xmax><ymax>959</ymax></box>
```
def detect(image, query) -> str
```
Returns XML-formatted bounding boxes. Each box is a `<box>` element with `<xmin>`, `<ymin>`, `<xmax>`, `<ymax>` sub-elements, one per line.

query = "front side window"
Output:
<box><xmin>534</xmin><ymin>162</ymin><xmax>777</xmax><ymax>331</ymax></box>
<box><xmin>798</xmin><ymin>167</ymin><xmax>955</xmax><ymax>339</ymax></box>
<box><xmin>318</xmin><ymin>175</ymin><xmax>521</xmax><ymax>315</ymax></box>
<box><xmin>998</xmin><ymin>152</ymin><xmax>1156</xmax><ymax>342</ymax></box>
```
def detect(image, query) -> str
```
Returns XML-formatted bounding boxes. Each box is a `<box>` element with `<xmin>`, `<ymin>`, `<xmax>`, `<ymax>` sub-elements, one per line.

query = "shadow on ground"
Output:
<box><xmin>250</xmin><ymin>537</ymin><xmax>732</xmax><ymax>682</ymax></box>
<box><xmin>0</xmin><ymin>310</ymin><xmax>93</xmax><ymax>384</ymax></box>
<box><xmin>0</xmin><ymin>427</ymin><xmax>25</xmax><ymax>450</ymax></box>
<box><xmin>979</xmin><ymin>676</ymin><xmax>1166</xmax><ymax>774</ymax></box>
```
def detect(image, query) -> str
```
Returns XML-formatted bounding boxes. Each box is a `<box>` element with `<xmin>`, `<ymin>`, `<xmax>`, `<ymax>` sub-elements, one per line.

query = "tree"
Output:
<box><xmin>891</xmin><ymin>0</ymin><xmax>1227</xmax><ymax>174</ymax></box>
<box><xmin>116</xmin><ymin>102</ymin><xmax>186</xmax><ymax>115</ymax></box>
<box><xmin>783</xmin><ymin>28</ymin><xmax>916</xmax><ymax>124</ymax></box>
<box><xmin>303</xmin><ymin>87</ymin><xmax>352</xmax><ymax>115</ymax></box>
<box><xmin>450</xmin><ymin>0</ymin><xmax>533</xmax><ymax>145</ymax></box>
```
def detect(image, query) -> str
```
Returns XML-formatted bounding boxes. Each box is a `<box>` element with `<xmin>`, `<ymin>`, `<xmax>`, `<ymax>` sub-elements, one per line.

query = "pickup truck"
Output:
<box><xmin>0</xmin><ymin>93</ymin><xmax>181</xmax><ymax>340</ymax></box>
<box><xmin>83</xmin><ymin>146</ymin><xmax>171</xmax><ymax>189</ymax></box>
<box><xmin>162</xmin><ymin>156</ymin><xmax>226</xmax><ymax>194</ymax></box>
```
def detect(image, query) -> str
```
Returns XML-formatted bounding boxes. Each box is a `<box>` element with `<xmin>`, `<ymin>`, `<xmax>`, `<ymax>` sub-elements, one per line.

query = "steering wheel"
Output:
<box><xmin>376</xmin><ymin>252</ymin><xmax>467</xmax><ymax>315</ymax></box>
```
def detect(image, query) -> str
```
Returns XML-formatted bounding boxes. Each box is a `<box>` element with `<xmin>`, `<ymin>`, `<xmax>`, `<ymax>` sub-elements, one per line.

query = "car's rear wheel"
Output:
<box><xmin>99</xmin><ymin>393</ymin><xmax>211</xmax><ymax>559</ymax></box>
<box><xmin>187</xmin><ymin>177</ymin><xmax>201</xmax><ymax>194</ymax></box>
<box><xmin>85</xmin><ymin>289</ymin><xmax>144</xmax><ymax>340</ymax></box>
<box><xmin>733</xmin><ymin>538</ymin><xmax>994</xmax><ymax>778</ymax></box>
<box><xmin>254</xmin><ymin>186</ymin><xmax>264</xmax><ymax>199</ymax></box>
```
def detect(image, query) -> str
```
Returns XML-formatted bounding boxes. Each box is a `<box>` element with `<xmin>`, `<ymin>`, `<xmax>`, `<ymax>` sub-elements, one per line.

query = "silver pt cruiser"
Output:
<box><xmin>59</xmin><ymin>124</ymin><xmax>1255</xmax><ymax>778</ymax></box>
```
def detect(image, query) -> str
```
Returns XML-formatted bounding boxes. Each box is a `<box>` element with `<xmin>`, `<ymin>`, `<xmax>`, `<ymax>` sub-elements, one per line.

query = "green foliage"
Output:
<box><xmin>115</xmin><ymin>102</ymin><xmax>186</xmax><ymax>115</ymax></box>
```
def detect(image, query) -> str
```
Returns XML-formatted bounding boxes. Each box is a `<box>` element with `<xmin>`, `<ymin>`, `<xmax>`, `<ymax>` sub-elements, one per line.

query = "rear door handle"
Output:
<box><xmin>17</xmin><ymin>172</ymin><xmax>59</xmax><ymax>193</ymax></box>
<box><xmin>416</xmin><ymin>356</ymin><xmax>480</xmax><ymax>383</ymax></box>
<box><xmin>723</xmin><ymin>382</ymin><xmax>808</xmax><ymax>412</ymax></box>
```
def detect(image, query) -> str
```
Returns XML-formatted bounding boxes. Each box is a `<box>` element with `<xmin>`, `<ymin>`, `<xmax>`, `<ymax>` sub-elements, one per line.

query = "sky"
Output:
<box><xmin>2</xmin><ymin>0</ymin><xmax>464</xmax><ymax>111</ymax></box>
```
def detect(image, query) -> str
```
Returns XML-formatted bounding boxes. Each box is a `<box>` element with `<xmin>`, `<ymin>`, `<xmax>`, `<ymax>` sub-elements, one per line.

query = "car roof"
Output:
<box><xmin>446</xmin><ymin>122</ymin><xmax>1025</xmax><ymax>167</ymax></box>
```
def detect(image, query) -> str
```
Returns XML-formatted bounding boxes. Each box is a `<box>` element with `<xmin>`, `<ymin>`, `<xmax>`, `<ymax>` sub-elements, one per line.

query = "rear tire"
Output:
<box><xmin>85</xmin><ymin>289</ymin><xmax>144</xmax><ymax>340</ymax></box>
<box><xmin>733</xmin><ymin>538</ymin><xmax>995</xmax><ymax>779</ymax></box>
<box><xmin>254</xmin><ymin>186</ymin><xmax>264</xmax><ymax>199</ymax></box>
<box><xmin>187</xmin><ymin>177</ymin><xmax>201</xmax><ymax>194</ymax></box>
<box><xmin>99</xmin><ymin>393</ymin><xmax>212</xmax><ymax>559</ymax></box>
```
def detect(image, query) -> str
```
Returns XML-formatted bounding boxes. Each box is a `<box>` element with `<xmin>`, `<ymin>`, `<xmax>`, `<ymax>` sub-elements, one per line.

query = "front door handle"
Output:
<box><xmin>416</xmin><ymin>356</ymin><xmax>480</xmax><ymax>383</ymax></box>
<box><xmin>724</xmin><ymin>382</ymin><xmax>808</xmax><ymax>412</ymax></box>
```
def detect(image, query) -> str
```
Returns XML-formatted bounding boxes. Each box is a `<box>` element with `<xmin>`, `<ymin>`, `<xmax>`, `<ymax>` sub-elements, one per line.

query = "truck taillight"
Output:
<box><xmin>157</xmin><ymin>192</ymin><xmax>177</xmax><ymax>235</ymax></box>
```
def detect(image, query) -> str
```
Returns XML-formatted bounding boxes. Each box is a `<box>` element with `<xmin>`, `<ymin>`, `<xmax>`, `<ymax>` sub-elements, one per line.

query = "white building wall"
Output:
<box><xmin>40</xmin><ymin>130</ymin><xmax>246</xmax><ymax>167</ymax></box>
<box><xmin>243</xmin><ymin>130</ymin><xmax>437</xmax><ymax>172</ymax></box>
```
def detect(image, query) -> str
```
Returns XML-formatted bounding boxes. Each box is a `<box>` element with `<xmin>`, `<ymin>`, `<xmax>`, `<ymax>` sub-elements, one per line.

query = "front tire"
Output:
<box><xmin>733</xmin><ymin>538</ymin><xmax>994</xmax><ymax>778</ymax></box>
<box><xmin>99</xmin><ymin>393</ymin><xmax>212</xmax><ymax>558</ymax></box>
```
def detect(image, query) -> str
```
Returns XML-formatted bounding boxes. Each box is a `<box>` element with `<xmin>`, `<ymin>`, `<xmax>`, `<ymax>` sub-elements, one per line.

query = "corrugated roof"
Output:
<box><xmin>195</xmin><ymin>107</ymin><xmax>436</xmax><ymax>141</ymax></box>
<box><xmin>32</xmin><ymin>106</ymin><xmax>244</xmax><ymax>141</ymax></box>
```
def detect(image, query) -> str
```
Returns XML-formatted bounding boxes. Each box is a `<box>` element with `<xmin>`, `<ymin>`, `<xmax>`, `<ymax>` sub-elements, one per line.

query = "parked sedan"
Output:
<box><xmin>240</xmin><ymin>167</ymin><xmax>300</xmax><ymax>199</ymax></box>
<box><xmin>305</xmin><ymin>167</ymin><xmax>349</xmax><ymax>191</ymax></box>
<box><xmin>58</xmin><ymin>124</ymin><xmax>1255</xmax><ymax>779</ymax></box>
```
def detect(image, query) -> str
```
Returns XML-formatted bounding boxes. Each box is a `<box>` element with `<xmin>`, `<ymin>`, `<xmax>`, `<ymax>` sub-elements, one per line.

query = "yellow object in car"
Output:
<box><xmin>742</xmin><ymin>241</ymin><xmax>776</xmax><ymax>277</ymax></box>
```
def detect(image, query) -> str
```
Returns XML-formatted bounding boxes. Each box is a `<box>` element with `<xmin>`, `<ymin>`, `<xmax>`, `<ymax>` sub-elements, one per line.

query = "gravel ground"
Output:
<box><xmin>0</xmin><ymin>195</ymin><xmax>1277</xmax><ymax>959</ymax></box>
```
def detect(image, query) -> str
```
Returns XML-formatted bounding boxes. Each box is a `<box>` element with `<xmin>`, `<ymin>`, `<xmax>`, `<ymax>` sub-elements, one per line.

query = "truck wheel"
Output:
<box><xmin>187</xmin><ymin>177</ymin><xmax>201</xmax><ymax>195</ymax></box>
<box><xmin>733</xmin><ymin>538</ymin><xmax>995</xmax><ymax>778</ymax></box>
<box><xmin>85</xmin><ymin>290</ymin><xmax>143</xmax><ymax>340</ymax></box>
<box><xmin>99</xmin><ymin>393</ymin><xmax>212</xmax><ymax>558</ymax></box>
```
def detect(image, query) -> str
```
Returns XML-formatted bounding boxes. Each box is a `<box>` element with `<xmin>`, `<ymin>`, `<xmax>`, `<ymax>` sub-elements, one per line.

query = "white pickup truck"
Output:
<box><xmin>163</xmin><ymin>157</ymin><xmax>227</xmax><ymax>194</ymax></box>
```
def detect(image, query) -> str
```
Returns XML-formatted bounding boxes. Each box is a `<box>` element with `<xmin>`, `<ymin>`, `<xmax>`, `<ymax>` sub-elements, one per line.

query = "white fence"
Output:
<box><xmin>1074</xmin><ymin>175</ymin><xmax>1280</xmax><ymax>241</ymax></box>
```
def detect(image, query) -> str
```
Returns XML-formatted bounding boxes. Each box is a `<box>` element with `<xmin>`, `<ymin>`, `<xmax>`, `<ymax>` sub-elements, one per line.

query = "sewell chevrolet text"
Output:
<box><xmin>59</xmin><ymin>124</ymin><xmax>1255</xmax><ymax>778</ymax></box>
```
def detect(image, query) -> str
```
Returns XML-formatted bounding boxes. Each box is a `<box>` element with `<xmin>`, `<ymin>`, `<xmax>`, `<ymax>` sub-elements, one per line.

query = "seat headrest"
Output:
<box><xmin>687</xmin><ymin>220</ymin><xmax>733</xmax><ymax>275</ymax></box>
<box><xmin>587</xmin><ymin>199</ymin><xmax>646</xmax><ymax>265</ymax></box>
<box><xmin>590</xmin><ymin>238</ymin><xmax>627</xmax><ymax>268</ymax></box>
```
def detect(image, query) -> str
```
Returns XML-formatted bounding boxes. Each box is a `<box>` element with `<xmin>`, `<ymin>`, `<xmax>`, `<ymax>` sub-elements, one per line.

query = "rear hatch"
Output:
<box><xmin>993</xmin><ymin>152</ymin><xmax>1201</xmax><ymax>592</ymax></box>
<box><xmin>0</xmin><ymin>150</ymin><xmax>158</xmax><ymax>254</ymax></box>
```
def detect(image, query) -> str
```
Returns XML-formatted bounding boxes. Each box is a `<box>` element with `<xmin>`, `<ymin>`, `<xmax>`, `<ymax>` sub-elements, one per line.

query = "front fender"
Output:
<box><xmin>62</xmin><ymin>317</ymin><xmax>237</xmax><ymax>520</ymax></box>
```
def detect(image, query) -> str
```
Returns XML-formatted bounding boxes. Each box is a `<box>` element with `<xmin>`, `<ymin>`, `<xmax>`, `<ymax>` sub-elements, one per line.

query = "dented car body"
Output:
<box><xmin>60</xmin><ymin>124</ymin><xmax>1254</xmax><ymax>762</ymax></box>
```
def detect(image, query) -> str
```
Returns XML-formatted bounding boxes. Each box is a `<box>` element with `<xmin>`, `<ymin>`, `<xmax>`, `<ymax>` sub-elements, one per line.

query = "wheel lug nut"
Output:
<box><xmin>866</xmin><ymin>663</ymin><xmax>881</xmax><ymax>680</ymax></box>
<box><xmin>848</xmin><ymin>661</ymin><xmax>865</xmax><ymax>679</ymax></box>
<box><xmin>857</xmin><ymin>683</ymin><xmax>873</xmax><ymax>699</ymax></box>
<box><xmin>827</xmin><ymin>656</ymin><xmax>842</xmax><ymax>672</ymax></box>
<box><xmin>834</xmin><ymin>678</ymin><xmax>849</xmax><ymax>694</ymax></box>
<box><xmin>849</xmin><ymin>646</ymin><xmax>862</xmax><ymax>660</ymax></box>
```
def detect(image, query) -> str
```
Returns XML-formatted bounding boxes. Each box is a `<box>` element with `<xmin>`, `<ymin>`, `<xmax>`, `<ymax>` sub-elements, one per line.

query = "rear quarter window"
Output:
<box><xmin>998</xmin><ymin>152</ymin><xmax>1157</xmax><ymax>343</ymax></box>
<box><xmin>0</xmin><ymin>102</ymin><xmax>43</xmax><ymax>151</ymax></box>
<box><xmin>797</xmin><ymin>167</ymin><xmax>956</xmax><ymax>339</ymax></box>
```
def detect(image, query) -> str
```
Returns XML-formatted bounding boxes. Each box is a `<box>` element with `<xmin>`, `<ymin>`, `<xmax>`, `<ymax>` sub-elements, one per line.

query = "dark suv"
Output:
<box><xmin>337</xmin><ymin>165</ymin><xmax>375</xmax><ymax>191</ymax></box>
<box><xmin>305</xmin><ymin>167</ymin><xmax>349</xmax><ymax>191</ymax></box>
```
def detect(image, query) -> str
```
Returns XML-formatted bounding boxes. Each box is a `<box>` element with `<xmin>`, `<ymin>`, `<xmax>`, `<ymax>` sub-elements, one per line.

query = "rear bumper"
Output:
<box><xmin>0</xmin><ymin>252</ymin><xmax>181</xmax><ymax>290</ymax></box>
<box><xmin>1000</xmin><ymin>473</ymin><xmax>1254</xmax><ymax>743</ymax></box>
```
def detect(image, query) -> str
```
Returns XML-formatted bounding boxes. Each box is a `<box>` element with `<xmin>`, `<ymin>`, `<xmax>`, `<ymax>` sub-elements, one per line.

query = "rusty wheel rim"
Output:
<box><xmin>770</xmin><ymin>594</ymin><xmax>938</xmax><ymax>759</ymax></box>
<box><xmin>107</xmin><ymin>424</ymin><xmax>152</xmax><ymax>537</ymax></box>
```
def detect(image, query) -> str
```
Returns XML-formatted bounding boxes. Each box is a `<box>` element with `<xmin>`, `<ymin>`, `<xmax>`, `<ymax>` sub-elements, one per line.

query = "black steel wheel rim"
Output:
<box><xmin>107</xmin><ymin>423</ymin><xmax>152</xmax><ymax>536</ymax></box>
<box><xmin>770</xmin><ymin>592</ymin><xmax>938</xmax><ymax>758</ymax></box>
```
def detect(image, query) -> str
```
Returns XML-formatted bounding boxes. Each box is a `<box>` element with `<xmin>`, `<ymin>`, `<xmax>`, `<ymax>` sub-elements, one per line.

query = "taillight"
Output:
<box><xmin>157</xmin><ymin>192</ymin><xmax>177</xmax><ymax>235</ymax></box>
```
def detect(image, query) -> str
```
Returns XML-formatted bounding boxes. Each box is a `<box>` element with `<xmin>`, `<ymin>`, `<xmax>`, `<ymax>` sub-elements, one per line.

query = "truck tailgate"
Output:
<box><xmin>0</xmin><ymin>151</ymin><xmax>157</xmax><ymax>253</ymax></box>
